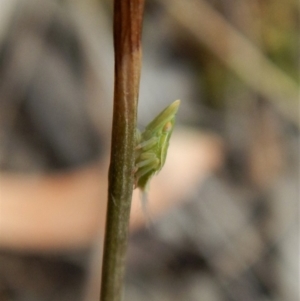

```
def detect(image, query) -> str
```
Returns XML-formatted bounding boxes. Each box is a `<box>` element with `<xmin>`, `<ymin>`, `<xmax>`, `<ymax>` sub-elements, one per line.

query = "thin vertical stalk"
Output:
<box><xmin>100</xmin><ymin>1</ymin><xmax>145</xmax><ymax>301</ymax></box>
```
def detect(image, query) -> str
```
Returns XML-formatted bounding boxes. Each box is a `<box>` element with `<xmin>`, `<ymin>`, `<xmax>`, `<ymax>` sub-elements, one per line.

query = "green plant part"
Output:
<box><xmin>134</xmin><ymin>99</ymin><xmax>180</xmax><ymax>195</ymax></box>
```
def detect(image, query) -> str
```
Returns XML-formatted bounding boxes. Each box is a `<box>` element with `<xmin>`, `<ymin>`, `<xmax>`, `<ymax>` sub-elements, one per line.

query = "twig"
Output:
<box><xmin>100</xmin><ymin>1</ymin><xmax>145</xmax><ymax>301</ymax></box>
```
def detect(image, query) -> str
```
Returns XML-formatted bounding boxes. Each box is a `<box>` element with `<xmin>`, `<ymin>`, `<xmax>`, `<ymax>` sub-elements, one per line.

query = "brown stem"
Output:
<box><xmin>100</xmin><ymin>1</ymin><xmax>145</xmax><ymax>301</ymax></box>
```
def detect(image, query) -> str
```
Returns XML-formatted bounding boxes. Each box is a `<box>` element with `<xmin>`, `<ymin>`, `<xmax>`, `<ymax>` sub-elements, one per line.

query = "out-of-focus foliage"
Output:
<box><xmin>168</xmin><ymin>0</ymin><xmax>299</xmax><ymax>111</ymax></box>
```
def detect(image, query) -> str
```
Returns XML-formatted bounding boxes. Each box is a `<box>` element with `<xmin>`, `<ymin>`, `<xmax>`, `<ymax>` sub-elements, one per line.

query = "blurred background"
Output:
<box><xmin>0</xmin><ymin>0</ymin><xmax>299</xmax><ymax>301</ymax></box>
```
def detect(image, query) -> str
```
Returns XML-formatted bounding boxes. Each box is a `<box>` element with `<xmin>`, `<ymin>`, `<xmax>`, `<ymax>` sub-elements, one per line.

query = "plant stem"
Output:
<box><xmin>100</xmin><ymin>1</ymin><xmax>145</xmax><ymax>301</ymax></box>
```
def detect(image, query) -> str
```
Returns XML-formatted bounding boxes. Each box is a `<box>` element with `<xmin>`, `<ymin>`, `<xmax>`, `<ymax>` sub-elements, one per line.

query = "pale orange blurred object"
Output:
<box><xmin>0</xmin><ymin>128</ymin><xmax>223</xmax><ymax>252</ymax></box>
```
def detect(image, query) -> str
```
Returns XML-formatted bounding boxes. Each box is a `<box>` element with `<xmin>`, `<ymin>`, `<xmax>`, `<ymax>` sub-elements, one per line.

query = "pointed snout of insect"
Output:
<box><xmin>170</xmin><ymin>99</ymin><xmax>180</xmax><ymax>112</ymax></box>
<box><xmin>161</xmin><ymin>99</ymin><xmax>180</xmax><ymax>120</ymax></box>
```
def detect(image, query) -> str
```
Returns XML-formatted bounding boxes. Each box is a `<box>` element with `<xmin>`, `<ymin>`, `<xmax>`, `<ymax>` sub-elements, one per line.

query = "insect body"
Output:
<box><xmin>134</xmin><ymin>99</ymin><xmax>180</xmax><ymax>192</ymax></box>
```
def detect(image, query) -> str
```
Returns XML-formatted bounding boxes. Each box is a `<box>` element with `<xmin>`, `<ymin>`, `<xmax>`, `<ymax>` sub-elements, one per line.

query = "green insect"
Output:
<box><xmin>134</xmin><ymin>99</ymin><xmax>180</xmax><ymax>195</ymax></box>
